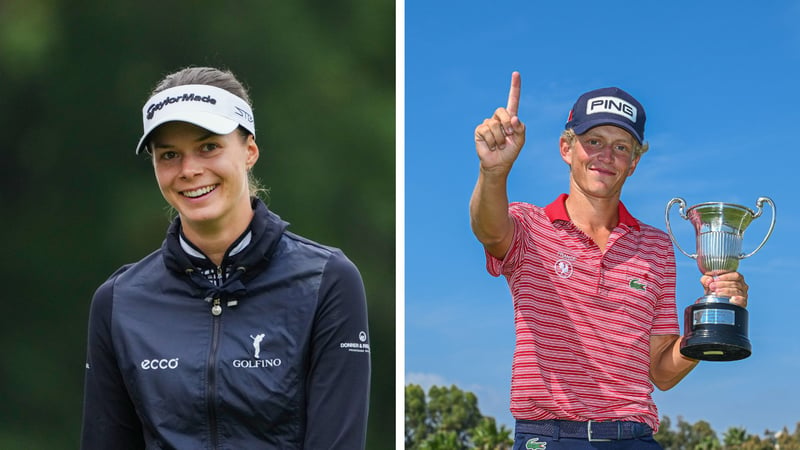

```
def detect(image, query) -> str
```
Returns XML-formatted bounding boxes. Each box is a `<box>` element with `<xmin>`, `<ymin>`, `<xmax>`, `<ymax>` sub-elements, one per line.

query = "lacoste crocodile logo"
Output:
<box><xmin>526</xmin><ymin>437</ymin><xmax>547</xmax><ymax>449</ymax></box>
<box><xmin>629</xmin><ymin>278</ymin><xmax>647</xmax><ymax>291</ymax></box>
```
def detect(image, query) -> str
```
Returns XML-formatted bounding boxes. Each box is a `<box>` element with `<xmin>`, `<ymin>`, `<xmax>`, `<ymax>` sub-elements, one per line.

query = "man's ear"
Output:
<box><xmin>627</xmin><ymin>154</ymin><xmax>641</xmax><ymax>177</ymax></box>
<box><xmin>559</xmin><ymin>136</ymin><xmax>572</xmax><ymax>166</ymax></box>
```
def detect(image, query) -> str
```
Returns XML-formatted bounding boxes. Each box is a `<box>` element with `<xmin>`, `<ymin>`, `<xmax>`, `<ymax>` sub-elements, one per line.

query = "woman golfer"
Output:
<box><xmin>80</xmin><ymin>67</ymin><xmax>370</xmax><ymax>449</ymax></box>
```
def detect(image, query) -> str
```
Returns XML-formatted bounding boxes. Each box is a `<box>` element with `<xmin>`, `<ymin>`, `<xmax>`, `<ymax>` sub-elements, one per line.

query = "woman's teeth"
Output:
<box><xmin>182</xmin><ymin>185</ymin><xmax>216</xmax><ymax>198</ymax></box>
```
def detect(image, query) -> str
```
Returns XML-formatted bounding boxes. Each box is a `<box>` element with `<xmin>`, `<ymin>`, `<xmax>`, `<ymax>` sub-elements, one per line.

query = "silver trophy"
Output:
<box><xmin>665</xmin><ymin>197</ymin><xmax>776</xmax><ymax>361</ymax></box>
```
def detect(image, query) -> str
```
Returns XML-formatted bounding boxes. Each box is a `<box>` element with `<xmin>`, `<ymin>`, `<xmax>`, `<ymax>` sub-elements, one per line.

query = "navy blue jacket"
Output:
<box><xmin>81</xmin><ymin>199</ymin><xmax>370</xmax><ymax>449</ymax></box>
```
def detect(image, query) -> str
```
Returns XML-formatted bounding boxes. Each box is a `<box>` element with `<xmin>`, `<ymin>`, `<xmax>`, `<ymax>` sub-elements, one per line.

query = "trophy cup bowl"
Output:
<box><xmin>665</xmin><ymin>197</ymin><xmax>775</xmax><ymax>361</ymax></box>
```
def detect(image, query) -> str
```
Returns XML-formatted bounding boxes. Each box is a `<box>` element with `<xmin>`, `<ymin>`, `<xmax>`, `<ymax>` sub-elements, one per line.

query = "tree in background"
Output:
<box><xmin>407</xmin><ymin>384</ymin><xmax>432</xmax><ymax>446</ymax></box>
<box><xmin>406</xmin><ymin>384</ymin><xmax>800</xmax><ymax>450</ymax></box>
<box><xmin>655</xmin><ymin>416</ymin><xmax>719</xmax><ymax>449</ymax></box>
<box><xmin>419</xmin><ymin>431</ymin><xmax>462</xmax><ymax>450</ymax></box>
<box><xmin>778</xmin><ymin>424</ymin><xmax>800</xmax><ymax>450</ymax></box>
<box><xmin>407</xmin><ymin>384</ymin><xmax>800</xmax><ymax>450</ymax></box>
<box><xmin>471</xmin><ymin>417</ymin><xmax>514</xmax><ymax>450</ymax></box>
<box><xmin>723</xmin><ymin>426</ymin><xmax>749</xmax><ymax>448</ymax></box>
<box><xmin>405</xmin><ymin>384</ymin><xmax>513</xmax><ymax>450</ymax></box>
<box><xmin>427</xmin><ymin>384</ymin><xmax>482</xmax><ymax>445</ymax></box>
<box><xmin>655</xmin><ymin>415</ymin><xmax>800</xmax><ymax>450</ymax></box>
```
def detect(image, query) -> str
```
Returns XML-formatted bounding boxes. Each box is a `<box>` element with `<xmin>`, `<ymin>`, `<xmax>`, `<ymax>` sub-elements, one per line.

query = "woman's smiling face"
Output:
<box><xmin>149</xmin><ymin>121</ymin><xmax>259</xmax><ymax>235</ymax></box>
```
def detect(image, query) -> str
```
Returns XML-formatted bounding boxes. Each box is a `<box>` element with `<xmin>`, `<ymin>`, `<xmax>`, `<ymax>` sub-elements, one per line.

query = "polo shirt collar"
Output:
<box><xmin>544</xmin><ymin>193</ymin><xmax>640</xmax><ymax>230</ymax></box>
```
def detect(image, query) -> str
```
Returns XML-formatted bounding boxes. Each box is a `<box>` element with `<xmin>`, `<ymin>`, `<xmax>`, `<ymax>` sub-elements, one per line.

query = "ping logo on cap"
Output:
<box><xmin>586</xmin><ymin>96</ymin><xmax>637</xmax><ymax>123</ymax></box>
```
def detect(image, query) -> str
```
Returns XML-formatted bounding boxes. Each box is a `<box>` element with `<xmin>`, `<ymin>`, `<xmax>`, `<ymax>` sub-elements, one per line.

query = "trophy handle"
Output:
<box><xmin>741</xmin><ymin>196</ymin><xmax>776</xmax><ymax>259</ymax></box>
<box><xmin>665</xmin><ymin>197</ymin><xmax>696</xmax><ymax>259</ymax></box>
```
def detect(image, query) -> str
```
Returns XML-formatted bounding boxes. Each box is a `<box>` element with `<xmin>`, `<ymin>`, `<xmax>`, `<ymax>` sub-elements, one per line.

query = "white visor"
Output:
<box><xmin>136</xmin><ymin>84</ymin><xmax>255</xmax><ymax>154</ymax></box>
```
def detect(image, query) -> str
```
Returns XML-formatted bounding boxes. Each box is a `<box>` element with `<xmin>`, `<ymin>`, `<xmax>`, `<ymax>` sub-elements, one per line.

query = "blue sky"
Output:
<box><xmin>404</xmin><ymin>1</ymin><xmax>800</xmax><ymax>436</ymax></box>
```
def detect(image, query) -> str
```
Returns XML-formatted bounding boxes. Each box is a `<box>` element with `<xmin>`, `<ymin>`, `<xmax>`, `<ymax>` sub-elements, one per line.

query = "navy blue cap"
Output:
<box><xmin>565</xmin><ymin>87</ymin><xmax>646</xmax><ymax>144</ymax></box>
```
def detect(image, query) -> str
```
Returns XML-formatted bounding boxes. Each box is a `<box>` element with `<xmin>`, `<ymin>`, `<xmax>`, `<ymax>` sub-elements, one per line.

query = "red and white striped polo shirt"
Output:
<box><xmin>486</xmin><ymin>194</ymin><xmax>679</xmax><ymax>431</ymax></box>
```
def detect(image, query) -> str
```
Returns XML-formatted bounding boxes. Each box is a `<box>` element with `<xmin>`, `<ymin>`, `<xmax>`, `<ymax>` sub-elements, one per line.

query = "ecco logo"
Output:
<box><xmin>145</xmin><ymin>93</ymin><xmax>218</xmax><ymax>119</ymax></box>
<box><xmin>140</xmin><ymin>358</ymin><xmax>180</xmax><ymax>370</ymax></box>
<box><xmin>586</xmin><ymin>96</ymin><xmax>637</xmax><ymax>122</ymax></box>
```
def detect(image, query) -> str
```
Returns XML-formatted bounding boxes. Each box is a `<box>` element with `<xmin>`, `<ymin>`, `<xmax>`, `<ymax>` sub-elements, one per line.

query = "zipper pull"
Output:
<box><xmin>211</xmin><ymin>298</ymin><xmax>222</xmax><ymax>316</ymax></box>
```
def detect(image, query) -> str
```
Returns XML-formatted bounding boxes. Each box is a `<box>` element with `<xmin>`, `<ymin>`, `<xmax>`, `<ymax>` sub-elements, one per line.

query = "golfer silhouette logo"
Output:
<box><xmin>249</xmin><ymin>333</ymin><xmax>265</xmax><ymax>359</ymax></box>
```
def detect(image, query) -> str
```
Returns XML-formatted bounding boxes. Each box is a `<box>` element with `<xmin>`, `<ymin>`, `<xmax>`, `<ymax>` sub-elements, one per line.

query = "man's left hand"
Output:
<box><xmin>701</xmin><ymin>271</ymin><xmax>749</xmax><ymax>307</ymax></box>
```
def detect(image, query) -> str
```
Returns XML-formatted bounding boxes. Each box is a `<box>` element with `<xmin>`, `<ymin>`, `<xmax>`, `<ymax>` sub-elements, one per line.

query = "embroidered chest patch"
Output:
<box><xmin>629</xmin><ymin>278</ymin><xmax>647</xmax><ymax>292</ymax></box>
<box><xmin>554</xmin><ymin>252</ymin><xmax>576</xmax><ymax>279</ymax></box>
<box><xmin>554</xmin><ymin>259</ymin><xmax>573</xmax><ymax>278</ymax></box>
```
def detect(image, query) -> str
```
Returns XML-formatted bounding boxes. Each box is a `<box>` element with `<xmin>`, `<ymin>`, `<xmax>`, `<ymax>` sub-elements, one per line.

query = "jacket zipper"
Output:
<box><xmin>207</xmin><ymin>265</ymin><xmax>224</xmax><ymax>448</ymax></box>
<box><xmin>207</xmin><ymin>298</ymin><xmax>222</xmax><ymax>448</ymax></box>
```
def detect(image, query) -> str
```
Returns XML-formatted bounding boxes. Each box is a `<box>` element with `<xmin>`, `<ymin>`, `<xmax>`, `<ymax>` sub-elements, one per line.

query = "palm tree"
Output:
<box><xmin>419</xmin><ymin>431</ymin><xmax>461</xmax><ymax>450</ymax></box>
<box><xmin>470</xmin><ymin>417</ymin><xmax>513</xmax><ymax>450</ymax></box>
<box><xmin>723</xmin><ymin>426</ymin><xmax>748</xmax><ymax>448</ymax></box>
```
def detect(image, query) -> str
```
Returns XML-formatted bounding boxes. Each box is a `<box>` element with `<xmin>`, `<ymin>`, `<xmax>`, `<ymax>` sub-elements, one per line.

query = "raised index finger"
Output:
<box><xmin>506</xmin><ymin>71</ymin><xmax>522</xmax><ymax>116</ymax></box>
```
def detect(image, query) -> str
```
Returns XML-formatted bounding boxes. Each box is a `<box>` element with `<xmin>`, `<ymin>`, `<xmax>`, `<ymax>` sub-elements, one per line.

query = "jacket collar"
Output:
<box><xmin>162</xmin><ymin>197</ymin><xmax>289</xmax><ymax>274</ymax></box>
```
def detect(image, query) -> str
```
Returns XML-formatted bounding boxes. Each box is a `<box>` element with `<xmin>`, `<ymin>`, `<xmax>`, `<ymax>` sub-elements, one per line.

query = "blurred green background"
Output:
<box><xmin>0</xmin><ymin>0</ymin><xmax>395</xmax><ymax>448</ymax></box>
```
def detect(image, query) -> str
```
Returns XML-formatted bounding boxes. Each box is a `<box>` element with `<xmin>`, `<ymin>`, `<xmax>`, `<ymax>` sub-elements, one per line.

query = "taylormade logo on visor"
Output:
<box><xmin>586</xmin><ymin>96</ymin><xmax>637</xmax><ymax>122</ymax></box>
<box><xmin>145</xmin><ymin>92</ymin><xmax>218</xmax><ymax>120</ymax></box>
<box><xmin>136</xmin><ymin>84</ymin><xmax>256</xmax><ymax>154</ymax></box>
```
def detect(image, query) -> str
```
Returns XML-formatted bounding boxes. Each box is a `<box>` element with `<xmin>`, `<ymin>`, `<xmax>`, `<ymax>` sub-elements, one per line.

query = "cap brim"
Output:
<box><xmin>571</xmin><ymin>117</ymin><xmax>643</xmax><ymax>145</ymax></box>
<box><xmin>135</xmin><ymin>112</ymin><xmax>240</xmax><ymax>154</ymax></box>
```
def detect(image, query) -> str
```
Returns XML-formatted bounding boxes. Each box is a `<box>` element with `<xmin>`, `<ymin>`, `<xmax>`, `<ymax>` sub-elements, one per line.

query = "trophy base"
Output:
<box><xmin>680</xmin><ymin>296</ymin><xmax>751</xmax><ymax>362</ymax></box>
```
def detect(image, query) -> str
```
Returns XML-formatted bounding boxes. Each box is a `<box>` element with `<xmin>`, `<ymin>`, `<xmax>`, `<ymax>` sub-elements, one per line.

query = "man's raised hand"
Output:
<box><xmin>474</xmin><ymin>71</ymin><xmax>526</xmax><ymax>174</ymax></box>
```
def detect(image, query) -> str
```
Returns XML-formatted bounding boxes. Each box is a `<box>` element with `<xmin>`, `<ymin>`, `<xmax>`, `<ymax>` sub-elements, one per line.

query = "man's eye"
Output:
<box><xmin>588</xmin><ymin>139</ymin><xmax>601</xmax><ymax>146</ymax></box>
<box><xmin>161</xmin><ymin>151</ymin><xmax>179</xmax><ymax>160</ymax></box>
<box><xmin>614</xmin><ymin>145</ymin><xmax>630</xmax><ymax>152</ymax></box>
<box><xmin>201</xmin><ymin>143</ymin><xmax>219</xmax><ymax>152</ymax></box>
